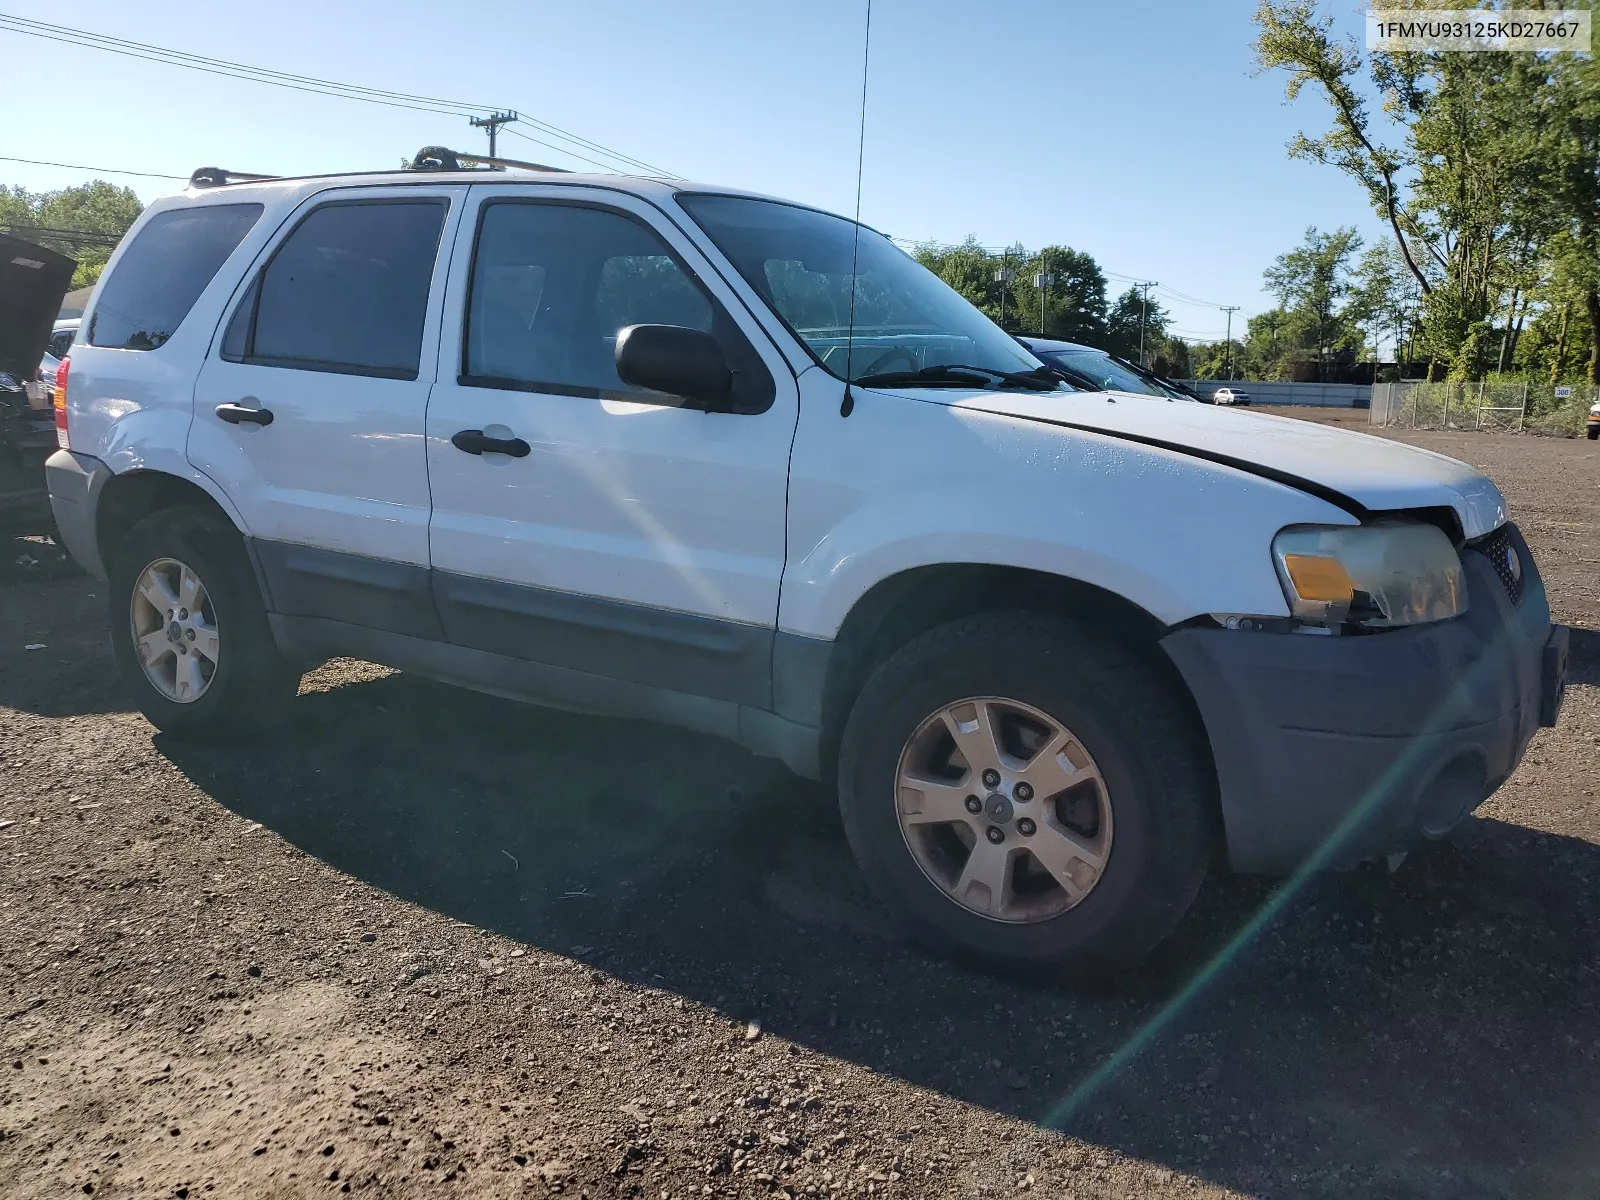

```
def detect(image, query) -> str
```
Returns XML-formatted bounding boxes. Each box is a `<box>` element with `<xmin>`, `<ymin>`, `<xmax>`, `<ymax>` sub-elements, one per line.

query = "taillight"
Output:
<box><xmin>53</xmin><ymin>356</ymin><xmax>70</xmax><ymax>450</ymax></box>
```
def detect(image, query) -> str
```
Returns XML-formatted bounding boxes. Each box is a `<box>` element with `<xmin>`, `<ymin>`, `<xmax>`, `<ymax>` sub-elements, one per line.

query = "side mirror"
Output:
<box><xmin>615</xmin><ymin>324</ymin><xmax>733</xmax><ymax>408</ymax></box>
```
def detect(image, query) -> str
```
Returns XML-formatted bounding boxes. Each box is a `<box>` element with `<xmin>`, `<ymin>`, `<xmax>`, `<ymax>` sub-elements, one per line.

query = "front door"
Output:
<box><xmin>189</xmin><ymin>186</ymin><xmax>465</xmax><ymax>637</ymax></box>
<box><xmin>424</xmin><ymin>185</ymin><xmax>799</xmax><ymax>706</ymax></box>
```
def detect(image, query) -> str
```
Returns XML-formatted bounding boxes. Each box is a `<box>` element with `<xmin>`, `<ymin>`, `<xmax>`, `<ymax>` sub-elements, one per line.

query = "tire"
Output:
<box><xmin>837</xmin><ymin>612</ymin><xmax>1214</xmax><ymax>980</ymax></box>
<box><xmin>1587</xmin><ymin>427</ymin><xmax>1598</xmax><ymax>440</ymax></box>
<box><xmin>108</xmin><ymin>506</ymin><xmax>300</xmax><ymax>738</ymax></box>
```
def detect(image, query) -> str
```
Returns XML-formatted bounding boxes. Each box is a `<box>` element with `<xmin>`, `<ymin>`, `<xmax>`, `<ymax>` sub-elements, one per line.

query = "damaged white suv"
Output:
<box><xmin>46</xmin><ymin>153</ymin><xmax>1568</xmax><ymax>977</ymax></box>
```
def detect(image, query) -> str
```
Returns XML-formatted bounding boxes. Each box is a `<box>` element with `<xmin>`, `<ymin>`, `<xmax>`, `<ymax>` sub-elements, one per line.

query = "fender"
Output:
<box><xmin>778</xmin><ymin>384</ymin><xmax>1357</xmax><ymax>641</ymax></box>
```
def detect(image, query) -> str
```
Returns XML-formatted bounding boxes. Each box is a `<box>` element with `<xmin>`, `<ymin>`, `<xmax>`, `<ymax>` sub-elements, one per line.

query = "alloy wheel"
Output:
<box><xmin>129</xmin><ymin>557</ymin><xmax>220</xmax><ymax>703</ymax></box>
<box><xmin>894</xmin><ymin>696</ymin><xmax>1114</xmax><ymax>923</ymax></box>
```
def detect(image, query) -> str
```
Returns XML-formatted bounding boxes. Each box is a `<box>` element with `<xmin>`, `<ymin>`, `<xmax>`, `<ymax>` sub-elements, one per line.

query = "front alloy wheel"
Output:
<box><xmin>896</xmin><ymin>696</ymin><xmax>1113</xmax><ymax>923</ymax></box>
<box><xmin>130</xmin><ymin>557</ymin><xmax>220</xmax><ymax>703</ymax></box>
<box><xmin>836</xmin><ymin>612</ymin><xmax>1214</xmax><ymax>979</ymax></box>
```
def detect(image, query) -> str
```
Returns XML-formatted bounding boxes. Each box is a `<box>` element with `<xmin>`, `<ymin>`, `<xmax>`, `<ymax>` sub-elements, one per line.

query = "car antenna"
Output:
<box><xmin>839</xmin><ymin>0</ymin><xmax>873</xmax><ymax>419</ymax></box>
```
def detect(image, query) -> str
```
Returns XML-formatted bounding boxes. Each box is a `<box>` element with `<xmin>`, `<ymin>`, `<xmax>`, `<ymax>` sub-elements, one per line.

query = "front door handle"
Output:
<box><xmin>452</xmin><ymin>429</ymin><xmax>530</xmax><ymax>458</ymax></box>
<box><xmin>215</xmin><ymin>401</ymin><xmax>274</xmax><ymax>427</ymax></box>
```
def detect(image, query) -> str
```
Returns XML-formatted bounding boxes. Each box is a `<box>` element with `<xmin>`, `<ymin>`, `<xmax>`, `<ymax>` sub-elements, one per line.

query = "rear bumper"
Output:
<box><xmin>44</xmin><ymin>449</ymin><xmax>111</xmax><ymax>578</ymax></box>
<box><xmin>1162</xmin><ymin>523</ymin><xmax>1560</xmax><ymax>875</ymax></box>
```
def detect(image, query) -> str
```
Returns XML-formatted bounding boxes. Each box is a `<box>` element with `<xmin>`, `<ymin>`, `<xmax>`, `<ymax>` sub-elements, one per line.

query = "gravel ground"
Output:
<box><xmin>1</xmin><ymin>424</ymin><xmax>1597</xmax><ymax>1200</ymax></box>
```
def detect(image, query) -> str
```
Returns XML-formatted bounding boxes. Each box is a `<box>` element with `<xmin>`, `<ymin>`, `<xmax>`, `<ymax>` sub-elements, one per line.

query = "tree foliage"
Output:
<box><xmin>0</xmin><ymin>179</ymin><xmax>143</xmax><ymax>288</ymax></box>
<box><xmin>1253</xmin><ymin>0</ymin><xmax>1600</xmax><ymax>382</ymax></box>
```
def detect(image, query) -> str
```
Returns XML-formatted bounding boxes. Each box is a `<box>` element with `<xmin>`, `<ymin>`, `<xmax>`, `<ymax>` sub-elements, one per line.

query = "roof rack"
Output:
<box><xmin>408</xmin><ymin>145</ymin><xmax>570</xmax><ymax>174</ymax></box>
<box><xmin>189</xmin><ymin>167</ymin><xmax>280</xmax><ymax>189</ymax></box>
<box><xmin>186</xmin><ymin>146</ymin><xmax>575</xmax><ymax>192</ymax></box>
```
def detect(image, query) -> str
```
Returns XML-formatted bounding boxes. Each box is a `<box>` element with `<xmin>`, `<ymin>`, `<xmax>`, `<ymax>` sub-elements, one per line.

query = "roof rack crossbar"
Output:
<box><xmin>189</xmin><ymin>167</ymin><xmax>280</xmax><ymax>189</ymax></box>
<box><xmin>408</xmin><ymin>146</ymin><xmax>571</xmax><ymax>174</ymax></box>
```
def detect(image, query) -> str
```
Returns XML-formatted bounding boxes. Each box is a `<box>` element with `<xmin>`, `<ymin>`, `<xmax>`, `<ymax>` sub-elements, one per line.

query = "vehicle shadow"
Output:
<box><xmin>156</xmin><ymin>661</ymin><xmax>1600</xmax><ymax>1199</ymax></box>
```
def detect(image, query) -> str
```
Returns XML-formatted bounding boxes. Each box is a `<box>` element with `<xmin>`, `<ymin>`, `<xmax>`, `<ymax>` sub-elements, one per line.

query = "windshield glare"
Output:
<box><xmin>1040</xmin><ymin>349</ymin><xmax>1172</xmax><ymax>398</ymax></box>
<box><xmin>679</xmin><ymin>193</ymin><xmax>1044</xmax><ymax>385</ymax></box>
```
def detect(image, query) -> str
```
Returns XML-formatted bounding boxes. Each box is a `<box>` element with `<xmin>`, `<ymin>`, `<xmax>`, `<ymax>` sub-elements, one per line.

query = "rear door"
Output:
<box><xmin>189</xmin><ymin>186</ymin><xmax>465</xmax><ymax>638</ymax></box>
<box><xmin>424</xmin><ymin>185</ymin><xmax>799</xmax><ymax>706</ymax></box>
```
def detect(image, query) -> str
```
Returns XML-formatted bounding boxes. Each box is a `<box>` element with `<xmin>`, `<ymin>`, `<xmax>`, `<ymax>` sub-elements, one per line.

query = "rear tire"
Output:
<box><xmin>837</xmin><ymin>612</ymin><xmax>1214</xmax><ymax>980</ymax></box>
<box><xmin>108</xmin><ymin>507</ymin><xmax>300</xmax><ymax>738</ymax></box>
<box><xmin>1587</xmin><ymin>427</ymin><xmax>1598</xmax><ymax>440</ymax></box>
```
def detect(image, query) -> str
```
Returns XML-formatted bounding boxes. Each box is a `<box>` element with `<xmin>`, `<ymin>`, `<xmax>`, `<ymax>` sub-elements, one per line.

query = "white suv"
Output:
<box><xmin>45</xmin><ymin>156</ymin><xmax>1568</xmax><ymax>977</ymax></box>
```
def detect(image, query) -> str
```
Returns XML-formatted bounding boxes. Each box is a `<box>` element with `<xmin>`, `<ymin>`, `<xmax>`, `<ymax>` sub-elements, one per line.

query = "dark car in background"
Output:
<box><xmin>1</xmin><ymin>232</ymin><xmax>77</xmax><ymax>540</ymax></box>
<box><xmin>1017</xmin><ymin>336</ymin><xmax>1208</xmax><ymax>403</ymax></box>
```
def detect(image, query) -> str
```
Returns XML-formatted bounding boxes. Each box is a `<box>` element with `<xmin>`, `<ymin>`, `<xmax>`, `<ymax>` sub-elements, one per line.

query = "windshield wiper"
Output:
<box><xmin>853</xmin><ymin>363</ymin><xmax>1062</xmax><ymax>391</ymax></box>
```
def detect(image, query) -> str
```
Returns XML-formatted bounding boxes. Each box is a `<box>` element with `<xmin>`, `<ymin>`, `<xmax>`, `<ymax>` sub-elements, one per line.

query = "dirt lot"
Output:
<box><xmin>2</xmin><ymin>422</ymin><xmax>1597</xmax><ymax>1200</ymax></box>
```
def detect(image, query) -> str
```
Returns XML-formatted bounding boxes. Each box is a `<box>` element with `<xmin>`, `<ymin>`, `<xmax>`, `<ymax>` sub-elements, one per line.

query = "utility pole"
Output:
<box><xmin>1135</xmin><ymin>281</ymin><xmax>1157</xmax><ymax>366</ymax></box>
<box><xmin>1034</xmin><ymin>268</ymin><xmax>1056</xmax><ymax>338</ymax></box>
<box><xmin>1221</xmin><ymin>305</ymin><xmax>1240</xmax><ymax>379</ymax></box>
<box><xmin>469</xmin><ymin>110</ymin><xmax>519</xmax><ymax>158</ymax></box>
<box><xmin>994</xmin><ymin>254</ymin><xmax>1015</xmax><ymax>330</ymax></box>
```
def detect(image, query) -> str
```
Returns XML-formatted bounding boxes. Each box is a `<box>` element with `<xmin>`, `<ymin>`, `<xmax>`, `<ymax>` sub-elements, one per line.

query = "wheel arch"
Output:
<box><xmin>808</xmin><ymin>563</ymin><xmax>1217</xmax><ymax>813</ymax></box>
<box><xmin>95</xmin><ymin>469</ymin><xmax>246</xmax><ymax>574</ymax></box>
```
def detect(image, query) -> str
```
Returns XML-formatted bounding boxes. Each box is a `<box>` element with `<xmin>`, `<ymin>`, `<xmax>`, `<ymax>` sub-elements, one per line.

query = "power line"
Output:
<box><xmin>0</xmin><ymin>154</ymin><xmax>185</xmax><ymax>180</ymax></box>
<box><xmin>0</xmin><ymin>14</ymin><xmax>671</xmax><ymax>176</ymax></box>
<box><xmin>2</xmin><ymin>223</ymin><xmax>121</xmax><ymax>240</ymax></box>
<box><xmin>501</xmin><ymin>127</ymin><xmax>652</xmax><ymax>176</ymax></box>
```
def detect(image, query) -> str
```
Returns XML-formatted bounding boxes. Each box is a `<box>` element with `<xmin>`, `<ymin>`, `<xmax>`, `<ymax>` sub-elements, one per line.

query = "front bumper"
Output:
<box><xmin>1162</xmin><ymin>523</ymin><xmax>1562</xmax><ymax>875</ymax></box>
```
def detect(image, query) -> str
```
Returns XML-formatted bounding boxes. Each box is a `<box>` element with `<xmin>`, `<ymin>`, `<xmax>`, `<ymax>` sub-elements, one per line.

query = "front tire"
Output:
<box><xmin>1587</xmin><ymin>426</ymin><xmax>1598</xmax><ymax>440</ymax></box>
<box><xmin>108</xmin><ymin>507</ymin><xmax>300</xmax><ymax>738</ymax></box>
<box><xmin>837</xmin><ymin>613</ymin><xmax>1214</xmax><ymax>979</ymax></box>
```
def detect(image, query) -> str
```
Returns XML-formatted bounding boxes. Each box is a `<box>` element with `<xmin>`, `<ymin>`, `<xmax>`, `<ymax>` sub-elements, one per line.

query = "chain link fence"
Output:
<box><xmin>1371</xmin><ymin>381</ymin><xmax>1597</xmax><ymax>435</ymax></box>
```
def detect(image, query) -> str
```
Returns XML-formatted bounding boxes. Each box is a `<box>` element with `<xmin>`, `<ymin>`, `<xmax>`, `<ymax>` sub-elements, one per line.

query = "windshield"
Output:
<box><xmin>1035</xmin><ymin>348</ymin><xmax>1175</xmax><ymax>398</ymax></box>
<box><xmin>679</xmin><ymin>194</ymin><xmax>1044</xmax><ymax>385</ymax></box>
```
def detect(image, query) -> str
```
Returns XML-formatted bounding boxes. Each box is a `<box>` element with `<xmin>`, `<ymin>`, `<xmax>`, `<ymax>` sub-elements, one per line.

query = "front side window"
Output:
<box><xmin>464</xmin><ymin>202</ymin><xmax>714</xmax><ymax>396</ymax></box>
<box><xmin>678</xmin><ymin>193</ymin><xmax>1042</xmax><ymax>386</ymax></box>
<box><xmin>227</xmin><ymin>200</ymin><xmax>447</xmax><ymax>379</ymax></box>
<box><xmin>89</xmin><ymin>203</ymin><xmax>262</xmax><ymax>351</ymax></box>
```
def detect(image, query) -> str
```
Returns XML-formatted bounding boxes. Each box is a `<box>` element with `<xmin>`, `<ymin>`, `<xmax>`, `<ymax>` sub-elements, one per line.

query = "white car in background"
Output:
<box><xmin>1587</xmin><ymin>401</ymin><xmax>1598</xmax><ymax>440</ymax></box>
<box><xmin>1212</xmin><ymin>386</ymin><xmax>1251</xmax><ymax>406</ymax></box>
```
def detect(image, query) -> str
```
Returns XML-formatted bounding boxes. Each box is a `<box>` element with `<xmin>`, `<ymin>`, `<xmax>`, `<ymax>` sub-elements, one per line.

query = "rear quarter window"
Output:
<box><xmin>88</xmin><ymin>203</ymin><xmax>263</xmax><ymax>351</ymax></box>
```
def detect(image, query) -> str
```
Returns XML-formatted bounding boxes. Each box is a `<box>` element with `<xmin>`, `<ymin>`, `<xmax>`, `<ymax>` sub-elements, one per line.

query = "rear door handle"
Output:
<box><xmin>452</xmin><ymin>429</ymin><xmax>530</xmax><ymax>458</ymax></box>
<box><xmin>215</xmin><ymin>401</ymin><xmax>274</xmax><ymax>426</ymax></box>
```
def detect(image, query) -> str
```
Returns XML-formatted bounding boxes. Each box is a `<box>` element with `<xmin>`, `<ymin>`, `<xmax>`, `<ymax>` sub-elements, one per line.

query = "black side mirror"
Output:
<box><xmin>615</xmin><ymin>324</ymin><xmax>733</xmax><ymax>408</ymax></box>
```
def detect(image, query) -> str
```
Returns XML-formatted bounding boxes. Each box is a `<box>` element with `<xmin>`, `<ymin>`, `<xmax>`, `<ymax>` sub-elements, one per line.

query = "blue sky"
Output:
<box><xmin>0</xmin><ymin>0</ymin><xmax>1390</xmax><ymax>339</ymax></box>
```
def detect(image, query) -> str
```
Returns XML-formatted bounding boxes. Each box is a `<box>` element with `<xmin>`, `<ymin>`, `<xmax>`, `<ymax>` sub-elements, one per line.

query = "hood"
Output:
<box><xmin>0</xmin><ymin>233</ymin><xmax>78</xmax><ymax>381</ymax></box>
<box><xmin>889</xmin><ymin>386</ymin><xmax>1509</xmax><ymax>540</ymax></box>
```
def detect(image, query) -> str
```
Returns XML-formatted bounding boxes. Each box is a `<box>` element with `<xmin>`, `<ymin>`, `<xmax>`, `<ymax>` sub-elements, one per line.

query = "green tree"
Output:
<box><xmin>1251</xmin><ymin>0</ymin><xmax>1582</xmax><ymax>378</ymax></box>
<box><xmin>1346</xmin><ymin>241</ymin><xmax>1422</xmax><ymax>366</ymax></box>
<box><xmin>1543</xmin><ymin>34</ymin><xmax>1600</xmax><ymax>381</ymax></box>
<box><xmin>1007</xmin><ymin>246</ymin><xmax>1108</xmax><ymax>344</ymax></box>
<box><xmin>0</xmin><ymin>179</ymin><xmax>143</xmax><ymax>287</ymax></box>
<box><xmin>1104</xmin><ymin>287</ymin><xmax>1170</xmax><ymax>364</ymax></box>
<box><xmin>1263</xmin><ymin>225</ymin><xmax>1363</xmax><ymax>369</ymax></box>
<box><xmin>914</xmin><ymin>236</ymin><xmax>994</xmax><ymax>311</ymax></box>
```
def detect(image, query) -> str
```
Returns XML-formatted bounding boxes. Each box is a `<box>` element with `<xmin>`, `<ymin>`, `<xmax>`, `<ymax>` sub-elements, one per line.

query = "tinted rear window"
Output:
<box><xmin>241</xmin><ymin>200</ymin><xmax>447</xmax><ymax>378</ymax></box>
<box><xmin>88</xmin><ymin>204</ymin><xmax>262</xmax><ymax>351</ymax></box>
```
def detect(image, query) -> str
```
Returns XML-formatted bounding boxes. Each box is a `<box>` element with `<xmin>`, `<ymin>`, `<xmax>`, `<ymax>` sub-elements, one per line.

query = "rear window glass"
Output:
<box><xmin>238</xmin><ymin>200</ymin><xmax>447</xmax><ymax>379</ymax></box>
<box><xmin>88</xmin><ymin>203</ymin><xmax>262</xmax><ymax>351</ymax></box>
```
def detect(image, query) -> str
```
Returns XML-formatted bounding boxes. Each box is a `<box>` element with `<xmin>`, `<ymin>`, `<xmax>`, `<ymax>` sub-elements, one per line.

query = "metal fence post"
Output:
<box><xmin>1517</xmin><ymin>381</ymin><xmax>1527</xmax><ymax>432</ymax></box>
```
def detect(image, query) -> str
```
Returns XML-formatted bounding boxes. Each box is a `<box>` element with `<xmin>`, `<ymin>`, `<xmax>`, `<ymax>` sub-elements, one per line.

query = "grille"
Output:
<box><xmin>1471</xmin><ymin>526</ymin><xmax>1524</xmax><ymax>606</ymax></box>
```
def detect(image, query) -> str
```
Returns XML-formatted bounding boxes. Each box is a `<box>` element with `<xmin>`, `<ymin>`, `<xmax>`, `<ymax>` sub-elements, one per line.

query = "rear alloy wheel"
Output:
<box><xmin>109</xmin><ymin>507</ymin><xmax>300</xmax><ymax>738</ymax></box>
<box><xmin>129</xmin><ymin>557</ymin><xmax>221</xmax><ymax>704</ymax></box>
<box><xmin>838</xmin><ymin>612</ymin><xmax>1214</xmax><ymax>980</ymax></box>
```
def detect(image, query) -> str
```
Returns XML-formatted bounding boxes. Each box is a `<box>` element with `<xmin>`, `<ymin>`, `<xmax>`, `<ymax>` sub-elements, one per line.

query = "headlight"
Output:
<box><xmin>1272</xmin><ymin>523</ymin><xmax>1466</xmax><ymax>629</ymax></box>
